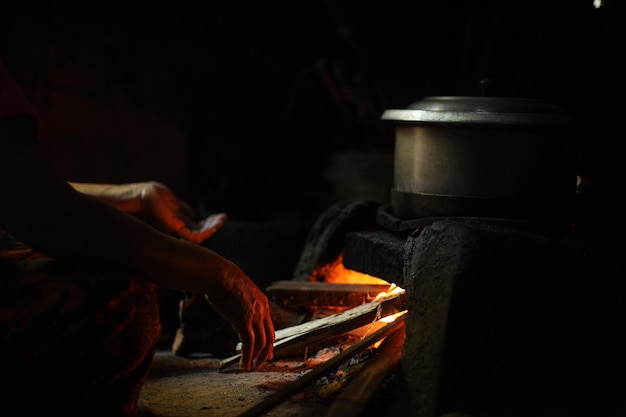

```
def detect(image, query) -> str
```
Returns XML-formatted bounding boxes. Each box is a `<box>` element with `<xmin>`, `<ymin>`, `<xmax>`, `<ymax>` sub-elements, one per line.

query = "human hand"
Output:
<box><xmin>137</xmin><ymin>181</ymin><xmax>227</xmax><ymax>244</ymax></box>
<box><xmin>69</xmin><ymin>181</ymin><xmax>226</xmax><ymax>244</ymax></box>
<box><xmin>205</xmin><ymin>268</ymin><xmax>275</xmax><ymax>370</ymax></box>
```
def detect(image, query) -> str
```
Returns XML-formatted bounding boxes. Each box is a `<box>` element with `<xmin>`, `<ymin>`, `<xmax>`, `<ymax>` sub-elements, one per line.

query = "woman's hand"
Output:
<box><xmin>68</xmin><ymin>180</ymin><xmax>276</xmax><ymax>368</ymax></box>
<box><xmin>135</xmin><ymin>181</ymin><xmax>227</xmax><ymax>244</ymax></box>
<box><xmin>70</xmin><ymin>181</ymin><xmax>226</xmax><ymax>244</ymax></box>
<box><xmin>205</xmin><ymin>265</ymin><xmax>275</xmax><ymax>370</ymax></box>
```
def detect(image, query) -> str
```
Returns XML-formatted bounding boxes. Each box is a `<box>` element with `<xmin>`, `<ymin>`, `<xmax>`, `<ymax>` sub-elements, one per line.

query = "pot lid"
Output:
<box><xmin>381</xmin><ymin>96</ymin><xmax>584</xmax><ymax>128</ymax></box>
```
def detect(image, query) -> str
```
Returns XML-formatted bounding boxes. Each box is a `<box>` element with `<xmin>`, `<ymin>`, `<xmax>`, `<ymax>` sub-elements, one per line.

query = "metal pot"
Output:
<box><xmin>381</xmin><ymin>96</ymin><xmax>585</xmax><ymax>222</ymax></box>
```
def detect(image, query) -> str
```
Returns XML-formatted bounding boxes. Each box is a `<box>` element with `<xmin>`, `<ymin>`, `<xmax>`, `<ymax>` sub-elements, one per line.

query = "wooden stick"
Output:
<box><xmin>267</xmin><ymin>280</ymin><xmax>394</xmax><ymax>308</ymax></box>
<box><xmin>235</xmin><ymin>311</ymin><xmax>407</xmax><ymax>417</ymax></box>
<box><xmin>324</xmin><ymin>320</ymin><xmax>406</xmax><ymax>417</ymax></box>
<box><xmin>219</xmin><ymin>292</ymin><xmax>405</xmax><ymax>371</ymax></box>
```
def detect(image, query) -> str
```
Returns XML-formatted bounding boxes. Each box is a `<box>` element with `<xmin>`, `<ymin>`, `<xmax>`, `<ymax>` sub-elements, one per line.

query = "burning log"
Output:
<box><xmin>234</xmin><ymin>312</ymin><xmax>407</xmax><ymax>417</ymax></box>
<box><xmin>266</xmin><ymin>280</ymin><xmax>393</xmax><ymax>309</ymax></box>
<box><xmin>324</xmin><ymin>321</ymin><xmax>406</xmax><ymax>417</ymax></box>
<box><xmin>220</xmin><ymin>289</ymin><xmax>406</xmax><ymax>371</ymax></box>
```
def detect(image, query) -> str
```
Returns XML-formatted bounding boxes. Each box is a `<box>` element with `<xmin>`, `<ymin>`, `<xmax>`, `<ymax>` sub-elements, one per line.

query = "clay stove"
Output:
<box><xmin>288</xmin><ymin>199</ymin><xmax>623</xmax><ymax>417</ymax></box>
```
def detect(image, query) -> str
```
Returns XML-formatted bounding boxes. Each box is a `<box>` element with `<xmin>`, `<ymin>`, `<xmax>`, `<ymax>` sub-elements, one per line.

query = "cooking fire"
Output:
<box><xmin>168</xmin><ymin>93</ymin><xmax>614</xmax><ymax>416</ymax></box>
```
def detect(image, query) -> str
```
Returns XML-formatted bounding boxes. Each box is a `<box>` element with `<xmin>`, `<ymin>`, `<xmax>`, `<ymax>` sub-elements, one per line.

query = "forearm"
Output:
<box><xmin>2</xmin><ymin>81</ymin><xmax>274</xmax><ymax>370</ymax></box>
<box><xmin>68</xmin><ymin>181</ymin><xmax>145</xmax><ymax>212</ymax></box>
<box><xmin>0</xmin><ymin>141</ymin><xmax>234</xmax><ymax>296</ymax></box>
<box><xmin>6</xmin><ymin>180</ymin><xmax>237</xmax><ymax>296</ymax></box>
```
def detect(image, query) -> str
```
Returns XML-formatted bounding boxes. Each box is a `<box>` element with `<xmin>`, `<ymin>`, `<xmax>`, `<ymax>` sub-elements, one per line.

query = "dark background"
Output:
<box><xmin>2</xmin><ymin>0</ymin><xmax>625</xmax><ymax>346</ymax></box>
<box><xmin>2</xmin><ymin>1</ymin><xmax>625</xmax><ymax>286</ymax></box>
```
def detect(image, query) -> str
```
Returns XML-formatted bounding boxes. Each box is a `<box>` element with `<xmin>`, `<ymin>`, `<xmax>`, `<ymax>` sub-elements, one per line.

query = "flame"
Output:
<box><xmin>315</xmin><ymin>254</ymin><xmax>389</xmax><ymax>285</ymax></box>
<box><xmin>373</xmin><ymin>283</ymin><xmax>405</xmax><ymax>302</ymax></box>
<box><xmin>311</xmin><ymin>252</ymin><xmax>406</xmax><ymax>303</ymax></box>
<box><xmin>372</xmin><ymin>310</ymin><xmax>408</xmax><ymax>348</ymax></box>
<box><xmin>306</xmin><ymin>252</ymin><xmax>408</xmax><ymax>352</ymax></box>
<box><xmin>379</xmin><ymin>310</ymin><xmax>407</xmax><ymax>323</ymax></box>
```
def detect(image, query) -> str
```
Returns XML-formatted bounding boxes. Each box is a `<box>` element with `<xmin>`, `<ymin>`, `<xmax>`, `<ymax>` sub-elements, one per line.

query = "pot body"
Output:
<box><xmin>383</xmin><ymin>97</ymin><xmax>583</xmax><ymax>222</ymax></box>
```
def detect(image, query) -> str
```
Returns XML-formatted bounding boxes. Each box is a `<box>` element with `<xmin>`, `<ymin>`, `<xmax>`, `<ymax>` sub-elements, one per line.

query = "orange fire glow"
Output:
<box><xmin>313</xmin><ymin>253</ymin><xmax>406</xmax><ymax>303</ymax></box>
<box><xmin>316</xmin><ymin>253</ymin><xmax>392</xmax><ymax>285</ymax></box>
<box><xmin>379</xmin><ymin>310</ymin><xmax>407</xmax><ymax>323</ymax></box>
<box><xmin>304</xmin><ymin>253</ymin><xmax>408</xmax><ymax>354</ymax></box>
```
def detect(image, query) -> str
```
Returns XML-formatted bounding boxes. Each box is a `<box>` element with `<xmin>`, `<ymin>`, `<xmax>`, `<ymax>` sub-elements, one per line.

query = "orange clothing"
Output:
<box><xmin>0</xmin><ymin>57</ymin><xmax>162</xmax><ymax>417</ymax></box>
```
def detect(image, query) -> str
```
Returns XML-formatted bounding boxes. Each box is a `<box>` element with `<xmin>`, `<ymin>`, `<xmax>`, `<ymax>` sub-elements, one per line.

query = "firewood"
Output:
<box><xmin>324</xmin><ymin>321</ymin><xmax>406</xmax><ymax>417</ymax></box>
<box><xmin>234</xmin><ymin>312</ymin><xmax>407</xmax><ymax>417</ymax></box>
<box><xmin>219</xmin><ymin>291</ymin><xmax>406</xmax><ymax>371</ymax></box>
<box><xmin>266</xmin><ymin>280</ymin><xmax>394</xmax><ymax>308</ymax></box>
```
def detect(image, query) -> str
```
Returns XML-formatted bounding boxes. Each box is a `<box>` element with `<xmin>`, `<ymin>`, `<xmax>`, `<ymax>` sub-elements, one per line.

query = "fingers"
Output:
<box><xmin>254</xmin><ymin>317</ymin><xmax>275</xmax><ymax>368</ymax></box>
<box><xmin>239</xmin><ymin>319</ymin><xmax>274</xmax><ymax>370</ymax></box>
<box><xmin>184</xmin><ymin>213</ymin><xmax>228</xmax><ymax>243</ymax></box>
<box><xmin>201</xmin><ymin>213</ymin><xmax>228</xmax><ymax>231</ymax></box>
<box><xmin>165</xmin><ymin>213</ymin><xmax>228</xmax><ymax>243</ymax></box>
<box><xmin>206</xmin><ymin>267</ymin><xmax>274</xmax><ymax>371</ymax></box>
<box><xmin>146</xmin><ymin>183</ymin><xmax>229</xmax><ymax>244</ymax></box>
<box><xmin>235</xmin><ymin>299</ymin><xmax>275</xmax><ymax>370</ymax></box>
<box><xmin>238</xmin><ymin>327</ymin><xmax>255</xmax><ymax>371</ymax></box>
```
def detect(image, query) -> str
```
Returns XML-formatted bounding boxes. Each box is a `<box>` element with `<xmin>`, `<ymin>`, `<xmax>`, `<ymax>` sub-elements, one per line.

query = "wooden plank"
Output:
<box><xmin>266</xmin><ymin>280</ymin><xmax>394</xmax><ymax>308</ymax></box>
<box><xmin>234</xmin><ymin>312</ymin><xmax>407</xmax><ymax>417</ymax></box>
<box><xmin>220</xmin><ymin>291</ymin><xmax>406</xmax><ymax>371</ymax></box>
<box><xmin>324</xmin><ymin>321</ymin><xmax>406</xmax><ymax>417</ymax></box>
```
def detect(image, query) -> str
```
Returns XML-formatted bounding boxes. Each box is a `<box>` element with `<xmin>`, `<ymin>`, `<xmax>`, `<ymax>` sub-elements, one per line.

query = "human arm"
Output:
<box><xmin>0</xmin><ymin>116</ymin><xmax>274</xmax><ymax>369</ymax></box>
<box><xmin>68</xmin><ymin>181</ymin><xmax>227</xmax><ymax>244</ymax></box>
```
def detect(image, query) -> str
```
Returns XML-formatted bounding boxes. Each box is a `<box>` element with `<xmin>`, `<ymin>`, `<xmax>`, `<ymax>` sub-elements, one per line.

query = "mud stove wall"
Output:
<box><xmin>292</xmin><ymin>200</ymin><xmax>624</xmax><ymax>417</ymax></box>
